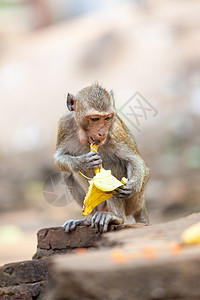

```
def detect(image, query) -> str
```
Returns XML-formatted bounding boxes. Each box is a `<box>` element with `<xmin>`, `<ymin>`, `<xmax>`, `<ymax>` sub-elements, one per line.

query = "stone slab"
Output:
<box><xmin>46</xmin><ymin>213</ymin><xmax>200</xmax><ymax>300</ymax></box>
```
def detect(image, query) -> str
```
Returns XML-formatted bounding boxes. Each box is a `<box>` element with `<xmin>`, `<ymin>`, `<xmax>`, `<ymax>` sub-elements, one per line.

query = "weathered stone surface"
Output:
<box><xmin>0</xmin><ymin>281</ymin><xmax>46</xmax><ymax>300</ymax></box>
<box><xmin>99</xmin><ymin>212</ymin><xmax>200</xmax><ymax>247</ymax></box>
<box><xmin>2</xmin><ymin>214</ymin><xmax>200</xmax><ymax>300</ymax></box>
<box><xmin>33</xmin><ymin>224</ymin><xmax>147</xmax><ymax>259</ymax></box>
<box><xmin>0</xmin><ymin>258</ymin><xmax>50</xmax><ymax>288</ymax></box>
<box><xmin>0</xmin><ymin>258</ymin><xmax>51</xmax><ymax>300</ymax></box>
<box><xmin>33</xmin><ymin>226</ymin><xmax>101</xmax><ymax>259</ymax></box>
<box><xmin>38</xmin><ymin>226</ymin><xmax>101</xmax><ymax>249</ymax></box>
<box><xmin>46</xmin><ymin>213</ymin><xmax>200</xmax><ymax>300</ymax></box>
<box><xmin>0</xmin><ymin>291</ymin><xmax>32</xmax><ymax>300</ymax></box>
<box><xmin>0</xmin><ymin>222</ymin><xmax>146</xmax><ymax>299</ymax></box>
<box><xmin>48</xmin><ymin>247</ymin><xmax>200</xmax><ymax>300</ymax></box>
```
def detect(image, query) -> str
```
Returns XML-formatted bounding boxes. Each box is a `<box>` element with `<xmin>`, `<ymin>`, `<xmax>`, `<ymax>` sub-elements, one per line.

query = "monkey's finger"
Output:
<box><xmin>83</xmin><ymin>220</ymin><xmax>91</xmax><ymax>227</ymax></box>
<box><xmin>113</xmin><ymin>192</ymin><xmax>126</xmax><ymax>198</ymax></box>
<box><xmin>123</xmin><ymin>185</ymin><xmax>134</xmax><ymax>192</ymax></box>
<box><xmin>92</xmin><ymin>212</ymin><xmax>102</xmax><ymax>232</ymax></box>
<box><xmin>119</xmin><ymin>185</ymin><xmax>130</xmax><ymax>190</ymax></box>
<box><xmin>89</xmin><ymin>151</ymin><xmax>100</xmax><ymax>156</ymax></box>
<box><xmin>63</xmin><ymin>220</ymin><xmax>74</xmax><ymax>233</ymax></box>
<box><xmin>99</xmin><ymin>213</ymin><xmax>106</xmax><ymax>233</ymax></box>
<box><xmin>64</xmin><ymin>219</ymin><xmax>87</xmax><ymax>232</ymax></box>
<box><xmin>117</xmin><ymin>193</ymin><xmax>131</xmax><ymax>198</ymax></box>
<box><xmin>87</xmin><ymin>155</ymin><xmax>102</xmax><ymax>163</ymax></box>
<box><xmin>65</xmin><ymin>222</ymin><xmax>74</xmax><ymax>232</ymax></box>
<box><xmin>91</xmin><ymin>212</ymin><xmax>98</xmax><ymax>228</ymax></box>
<box><xmin>62</xmin><ymin>220</ymin><xmax>71</xmax><ymax>229</ymax></box>
<box><xmin>116</xmin><ymin>186</ymin><xmax>132</xmax><ymax>193</ymax></box>
<box><xmin>70</xmin><ymin>221</ymin><xmax>77</xmax><ymax>231</ymax></box>
<box><xmin>87</xmin><ymin>152</ymin><xmax>101</xmax><ymax>160</ymax></box>
<box><xmin>90</xmin><ymin>158</ymin><xmax>102</xmax><ymax>164</ymax></box>
<box><xmin>113</xmin><ymin>188</ymin><xmax>125</xmax><ymax>195</ymax></box>
<box><xmin>94</xmin><ymin>213</ymin><xmax>102</xmax><ymax>232</ymax></box>
<box><xmin>115</xmin><ymin>194</ymin><xmax>127</xmax><ymax>198</ymax></box>
<box><xmin>120</xmin><ymin>189</ymin><xmax>132</xmax><ymax>194</ymax></box>
<box><xmin>117</xmin><ymin>183</ymin><xmax>133</xmax><ymax>191</ymax></box>
<box><xmin>73</xmin><ymin>219</ymin><xmax>91</xmax><ymax>229</ymax></box>
<box><xmin>113</xmin><ymin>188</ymin><xmax>120</xmax><ymax>194</ymax></box>
<box><xmin>87</xmin><ymin>161</ymin><xmax>102</xmax><ymax>169</ymax></box>
<box><xmin>103</xmin><ymin>214</ymin><xmax>111</xmax><ymax>232</ymax></box>
<box><xmin>89</xmin><ymin>151</ymin><xmax>98</xmax><ymax>155</ymax></box>
<box><xmin>115</xmin><ymin>190</ymin><xmax>132</xmax><ymax>198</ymax></box>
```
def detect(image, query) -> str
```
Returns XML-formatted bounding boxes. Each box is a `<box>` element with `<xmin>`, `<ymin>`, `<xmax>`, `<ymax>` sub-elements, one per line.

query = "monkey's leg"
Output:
<box><xmin>134</xmin><ymin>204</ymin><xmax>149</xmax><ymax>224</ymax></box>
<box><xmin>62</xmin><ymin>172</ymin><xmax>92</xmax><ymax>232</ymax></box>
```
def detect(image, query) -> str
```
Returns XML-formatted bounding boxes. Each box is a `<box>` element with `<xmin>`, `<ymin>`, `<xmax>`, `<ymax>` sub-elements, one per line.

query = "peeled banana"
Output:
<box><xmin>82</xmin><ymin>144</ymin><xmax>127</xmax><ymax>216</ymax></box>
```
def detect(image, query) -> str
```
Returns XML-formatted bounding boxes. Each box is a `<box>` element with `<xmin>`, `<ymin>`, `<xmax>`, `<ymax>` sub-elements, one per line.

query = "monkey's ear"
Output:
<box><xmin>66</xmin><ymin>93</ymin><xmax>76</xmax><ymax>111</ymax></box>
<box><xmin>109</xmin><ymin>89</ymin><xmax>115</xmax><ymax>109</ymax></box>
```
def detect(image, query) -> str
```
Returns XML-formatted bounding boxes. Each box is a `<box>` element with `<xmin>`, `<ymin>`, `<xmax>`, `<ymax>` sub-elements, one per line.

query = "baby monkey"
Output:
<box><xmin>54</xmin><ymin>83</ymin><xmax>149</xmax><ymax>233</ymax></box>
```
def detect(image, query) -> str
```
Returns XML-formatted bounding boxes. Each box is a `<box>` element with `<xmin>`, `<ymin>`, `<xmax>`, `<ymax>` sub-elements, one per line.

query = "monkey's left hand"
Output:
<box><xmin>113</xmin><ymin>180</ymin><xmax>135</xmax><ymax>198</ymax></box>
<box><xmin>92</xmin><ymin>211</ymin><xmax>123</xmax><ymax>233</ymax></box>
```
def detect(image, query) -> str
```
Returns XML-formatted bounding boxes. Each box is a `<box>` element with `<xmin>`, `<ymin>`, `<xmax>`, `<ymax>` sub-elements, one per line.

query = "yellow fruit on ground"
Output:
<box><xmin>181</xmin><ymin>222</ymin><xmax>200</xmax><ymax>245</ymax></box>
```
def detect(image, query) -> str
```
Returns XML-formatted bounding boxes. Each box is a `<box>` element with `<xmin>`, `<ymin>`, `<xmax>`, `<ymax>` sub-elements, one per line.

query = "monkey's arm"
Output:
<box><xmin>54</xmin><ymin>147</ymin><xmax>102</xmax><ymax>173</ymax></box>
<box><xmin>114</xmin><ymin>149</ymin><xmax>149</xmax><ymax>198</ymax></box>
<box><xmin>55</xmin><ymin>113</ymin><xmax>102</xmax><ymax>173</ymax></box>
<box><xmin>110</xmin><ymin>117</ymin><xmax>149</xmax><ymax>197</ymax></box>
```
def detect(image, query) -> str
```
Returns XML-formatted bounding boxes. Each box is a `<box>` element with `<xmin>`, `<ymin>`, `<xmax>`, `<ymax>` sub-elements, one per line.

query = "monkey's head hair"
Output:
<box><xmin>76</xmin><ymin>82</ymin><xmax>112</xmax><ymax>113</ymax></box>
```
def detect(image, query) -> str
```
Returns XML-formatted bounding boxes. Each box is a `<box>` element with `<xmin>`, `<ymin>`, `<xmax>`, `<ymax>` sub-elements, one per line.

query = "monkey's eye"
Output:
<box><xmin>104</xmin><ymin>116</ymin><xmax>112</xmax><ymax>121</ymax></box>
<box><xmin>90</xmin><ymin>117</ymin><xmax>100</xmax><ymax>122</ymax></box>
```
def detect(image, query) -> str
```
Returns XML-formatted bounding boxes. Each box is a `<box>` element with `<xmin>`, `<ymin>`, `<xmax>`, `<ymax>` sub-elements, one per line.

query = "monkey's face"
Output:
<box><xmin>82</xmin><ymin>111</ymin><xmax>114</xmax><ymax>146</ymax></box>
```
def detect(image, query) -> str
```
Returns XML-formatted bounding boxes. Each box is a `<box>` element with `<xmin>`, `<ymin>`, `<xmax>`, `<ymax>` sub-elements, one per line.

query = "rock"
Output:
<box><xmin>33</xmin><ymin>226</ymin><xmax>101</xmax><ymax>259</ymax></box>
<box><xmin>0</xmin><ymin>291</ymin><xmax>32</xmax><ymax>300</ymax></box>
<box><xmin>0</xmin><ymin>259</ymin><xmax>51</xmax><ymax>300</ymax></box>
<box><xmin>100</xmin><ymin>212</ymin><xmax>200</xmax><ymax>247</ymax></box>
<box><xmin>0</xmin><ymin>282</ymin><xmax>46</xmax><ymax>300</ymax></box>
<box><xmin>0</xmin><ymin>259</ymin><xmax>50</xmax><ymax>287</ymax></box>
<box><xmin>0</xmin><ymin>222</ymin><xmax>146</xmax><ymax>299</ymax></box>
<box><xmin>38</xmin><ymin>226</ymin><xmax>100</xmax><ymax>249</ymax></box>
<box><xmin>46</xmin><ymin>213</ymin><xmax>200</xmax><ymax>300</ymax></box>
<box><xmin>33</xmin><ymin>224</ymin><xmax>146</xmax><ymax>259</ymax></box>
<box><xmin>2</xmin><ymin>214</ymin><xmax>200</xmax><ymax>299</ymax></box>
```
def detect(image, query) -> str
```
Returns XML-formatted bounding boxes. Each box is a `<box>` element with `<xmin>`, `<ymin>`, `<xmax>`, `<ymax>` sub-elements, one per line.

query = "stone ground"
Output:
<box><xmin>0</xmin><ymin>258</ymin><xmax>50</xmax><ymax>300</ymax></box>
<box><xmin>0</xmin><ymin>213</ymin><xmax>200</xmax><ymax>299</ymax></box>
<box><xmin>47</xmin><ymin>213</ymin><xmax>200</xmax><ymax>300</ymax></box>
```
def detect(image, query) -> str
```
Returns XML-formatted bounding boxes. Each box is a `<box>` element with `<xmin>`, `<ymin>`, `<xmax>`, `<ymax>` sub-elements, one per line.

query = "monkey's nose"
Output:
<box><xmin>98</xmin><ymin>132</ymin><xmax>106</xmax><ymax>138</ymax></box>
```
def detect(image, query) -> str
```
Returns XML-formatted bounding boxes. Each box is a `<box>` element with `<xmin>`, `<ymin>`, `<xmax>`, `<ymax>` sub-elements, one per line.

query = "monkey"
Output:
<box><xmin>54</xmin><ymin>83</ymin><xmax>150</xmax><ymax>233</ymax></box>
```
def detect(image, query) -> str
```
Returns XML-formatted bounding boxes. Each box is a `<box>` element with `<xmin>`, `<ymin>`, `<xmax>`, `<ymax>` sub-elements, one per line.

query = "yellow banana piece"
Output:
<box><xmin>82</xmin><ymin>144</ymin><xmax>128</xmax><ymax>216</ymax></box>
<box><xmin>181</xmin><ymin>222</ymin><xmax>200</xmax><ymax>245</ymax></box>
<box><xmin>90</xmin><ymin>143</ymin><xmax>102</xmax><ymax>174</ymax></box>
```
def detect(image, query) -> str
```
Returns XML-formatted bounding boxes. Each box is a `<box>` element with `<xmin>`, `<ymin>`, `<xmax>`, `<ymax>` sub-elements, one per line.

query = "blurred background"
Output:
<box><xmin>0</xmin><ymin>0</ymin><xmax>200</xmax><ymax>265</ymax></box>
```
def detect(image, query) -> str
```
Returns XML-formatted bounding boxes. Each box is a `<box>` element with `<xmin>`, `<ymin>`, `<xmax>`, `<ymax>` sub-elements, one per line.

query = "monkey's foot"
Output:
<box><xmin>91</xmin><ymin>212</ymin><xmax>123</xmax><ymax>233</ymax></box>
<box><xmin>63</xmin><ymin>219</ymin><xmax>91</xmax><ymax>233</ymax></box>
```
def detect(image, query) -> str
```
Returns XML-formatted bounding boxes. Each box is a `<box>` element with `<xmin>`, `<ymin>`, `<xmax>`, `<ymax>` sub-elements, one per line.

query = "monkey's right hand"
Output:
<box><xmin>63</xmin><ymin>219</ymin><xmax>91</xmax><ymax>233</ymax></box>
<box><xmin>75</xmin><ymin>151</ymin><xmax>102</xmax><ymax>171</ymax></box>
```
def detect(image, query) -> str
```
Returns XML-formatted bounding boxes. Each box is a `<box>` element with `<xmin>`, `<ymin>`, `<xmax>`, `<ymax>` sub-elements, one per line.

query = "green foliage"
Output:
<box><xmin>0</xmin><ymin>0</ymin><xmax>24</xmax><ymax>8</ymax></box>
<box><xmin>184</xmin><ymin>146</ymin><xmax>200</xmax><ymax>169</ymax></box>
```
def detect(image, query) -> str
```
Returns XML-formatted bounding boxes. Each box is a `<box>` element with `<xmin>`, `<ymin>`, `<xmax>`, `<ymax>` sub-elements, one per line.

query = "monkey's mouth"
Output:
<box><xmin>89</xmin><ymin>136</ymin><xmax>100</xmax><ymax>145</ymax></box>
